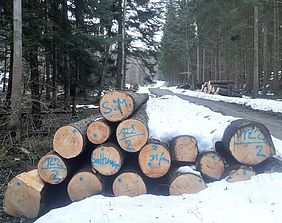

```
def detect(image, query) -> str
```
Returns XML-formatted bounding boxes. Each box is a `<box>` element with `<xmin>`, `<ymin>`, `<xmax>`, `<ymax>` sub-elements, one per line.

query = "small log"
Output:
<box><xmin>38</xmin><ymin>151</ymin><xmax>70</xmax><ymax>184</ymax></box>
<box><xmin>3</xmin><ymin>169</ymin><xmax>46</xmax><ymax>219</ymax></box>
<box><xmin>67</xmin><ymin>167</ymin><xmax>103</xmax><ymax>202</ymax></box>
<box><xmin>99</xmin><ymin>90</ymin><xmax>149</xmax><ymax>122</ymax></box>
<box><xmin>91</xmin><ymin>143</ymin><xmax>124</xmax><ymax>176</ymax></box>
<box><xmin>87</xmin><ymin>118</ymin><xmax>112</xmax><ymax>144</ymax></box>
<box><xmin>169</xmin><ymin>167</ymin><xmax>207</xmax><ymax>195</ymax></box>
<box><xmin>112</xmin><ymin>171</ymin><xmax>147</xmax><ymax>197</ymax></box>
<box><xmin>170</xmin><ymin>135</ymin><xmax>198</xmax><ymax>163</ymax></box>
<box><xmin>222</xmin><ymin>119</ymin><xmax>275</xmax><ymax>165</ymax></box>
<box><xmin>253</xmin><ymin>157</ymin><xmax>282</xmax><ymax>174</ymax></box>
<box><xmin>226</xmin><ymin>166</ymin><xmax>255</xmax><ymax>183</ymax></box>
<box><xmin>116</xmin><ymin>104</ymin><xmax>149</xmax><ymax>152</ymax></box>
<box><xmin>53</xmin><ymin>115</ymin><xmax>100</xmax><ymax>159</ymax></box>
<box><xmin>197</xmin><ymin>151</ymin><xmax>225</xmax><ymax>180</ymax></box>
<box><xmin>138</xmin><ymin>141</ymin><xmax>171</xmax><ymax>178</ymax></box>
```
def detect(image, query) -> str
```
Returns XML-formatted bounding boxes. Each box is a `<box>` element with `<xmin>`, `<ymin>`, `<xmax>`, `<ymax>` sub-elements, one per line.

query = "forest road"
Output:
<box><xmin>149</xmin><ymin>88</ymin><xmax>282</xmax><ymax>141</ymax></box>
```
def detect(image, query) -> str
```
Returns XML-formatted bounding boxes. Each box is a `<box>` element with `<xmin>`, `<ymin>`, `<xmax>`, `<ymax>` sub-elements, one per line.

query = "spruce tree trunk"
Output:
<box><xmin>273</xmin><ymin>0</ymin><xmax>279</xmax><ymax>92</ymax></box>
<box><xmin>3</xmin><ymin>47</ymin><xmax>8</xmax><ymax>92</ymax></box>
<box><xmin>9</xmin><ymin>0</ymin><xmax>22</xmax><ymax>137</ymax></box>
<box><xmin>262</xmin><ymin>21</ymin><xmax>268</xmax><ymax>95</ymax></box>
<box><xmin>253</xmin><ymin>3</ymin><xmax>259</xmax><ymax>98</ymax></box>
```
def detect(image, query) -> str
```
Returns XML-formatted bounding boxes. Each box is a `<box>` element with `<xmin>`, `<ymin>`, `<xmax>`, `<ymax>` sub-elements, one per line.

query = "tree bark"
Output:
<box><xmin>253</xmin><ymin>3</ymin><xmax>259</xmax><ymax>98</ymax></box>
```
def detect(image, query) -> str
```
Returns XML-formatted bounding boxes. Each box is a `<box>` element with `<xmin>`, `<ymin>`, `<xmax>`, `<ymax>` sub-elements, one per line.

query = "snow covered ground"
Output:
<box><xmin>35</xmin><ymin>85</ymin><xmax>282</xmax><ymax>223</ymax></box>
<box><xmin>164</xmin><ymin>86</ymin><xmax>282</xmax><ymax>114</ymax></box>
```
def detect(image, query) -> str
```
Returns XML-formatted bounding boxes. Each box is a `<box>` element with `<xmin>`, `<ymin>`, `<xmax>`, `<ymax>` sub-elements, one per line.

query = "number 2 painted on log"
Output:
<box><xmin>51</xmin><ymin>170</ymin><xmax>62</xmax><ymax>182</ymax></box>
<box><xmin>255</xmin><ymin>145</ymin><xmax>266</xmax><ymax>157</ymax></box>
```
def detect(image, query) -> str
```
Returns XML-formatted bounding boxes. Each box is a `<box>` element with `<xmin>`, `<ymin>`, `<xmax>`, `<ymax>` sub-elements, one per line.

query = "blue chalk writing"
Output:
<box><xmin>147</xmin><ymin>151</ymin><xmax>170</xmax><ymax>168</ymax></box>
<box><xmin>102</xmin><ymin>101</ymin><xmax>112</xmax><ymax>115</ymax></box>
<box><xmin>115</xmin><ymin>98</ymin><xmax>128</xmax><ymax>111</ymax></box>
<box><xmin>79</xmin><ymin>176</ymin><xmax>84</xmax><ymax>182</ymax></box>
<box><xmin>255</xmin><ymin>145</ymin><xmax>267</xmax><ymax>157</ymax></box>
<box><xmin>41</xmin><ymin>157</ymin><xmax>66</xmax><ymax>170</ymax></box>
<box><xmin>93</xmin><ymin>133</ymin><xmax>98</xmax><ymax>138</ymax></box>
<box><xmin>152</xmin><ymin>144</ymin><xmax>158</xmax><ymax>150</ymax></box>
<box><xmin>92</xmin><ymin>153</ymin><xmax>121</xmax><ymax>170</ymax></box>
<box><xmin>102</xmin><ymin>98</ymin><xmax>128</xmax><ymax>115</ymax></box>
<box><xmin>51</xmin><ymin>170</ymin><xmax>62</xmax><ymax>182</ymax></box>
<box><xmin>16</xmin><ymin>182</ymin><xmax>21</xmax><ymax>186</ymax></box>
<box><xmin>72</xmin><ymin>129</ymin><xmax>78</xmax><ymax>133</ymax></box>
<box><xmin>118</xmin><ymin>124</ymin><xmax>144</xmax><ymax>151</ymax></box>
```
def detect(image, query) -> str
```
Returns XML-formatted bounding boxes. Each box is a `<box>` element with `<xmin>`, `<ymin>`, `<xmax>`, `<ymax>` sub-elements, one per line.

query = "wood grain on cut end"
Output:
<box><xmin>138</xmin><ymin>143</ymin><xmax>171</xmax><ymax>178</ymax></box>
<box><xmin>226</xmin><ymin>166</ymin><xmax>255</xmax><ymax>183</ymax></box>
<box><xmin>169</xmin><ymin>173</ymin><xmax>207</xmax><ymax>195</ymax></box>
<box><xmin>67</xmin><ymin>171</ymin><xmax>102</xmax><ymax>202</ymax></box>
<box><xmin>91</xmin><ymin>144</ymin><xmax>123</xmax><ymax>176</ymax></box>
<box><xmin>53</xmin><ymin>125</ymin><xmax>84</xmax><ymax>159</ymax></box>
<box><xmin>198</xmin><ymin>151</ymin><xmax>225</xmax><ymax>180</ymax></box>
<box><xmin>99</xmin><ymin>91</ymin><xmax>134</xmax><ymax>122</ymax></box>
<box><xmin>112</xmin><ymin>172</ymin><xmax>147</xmax><ymax>197</ymax></box>
<box><xmin>116</xmin><ymin>119</ymin><xmax>148</xmax><ymax>152</ymax></box>
<box><xmin>171</xmin><ymin>136</ymin><xmax>198</xmax><ymax>163</ymax></box>
<box><xmin>3</xmin><ymin>170</ymin><xmax>45</xmax><ymax>219</ymax></box>
<box><xmin>229</xmin><ymin>126</ymin><xmax>274</xmax><ymax>165</ymax></box>
<box><xmin>87</xmin><ymin>120</ymin><xmax>111</xmax><ymax>144</ymax></box>
<box><xmin>38</xmin><ymin>153</ymin><xmax>68</xmax><ymax>184</ymax></box>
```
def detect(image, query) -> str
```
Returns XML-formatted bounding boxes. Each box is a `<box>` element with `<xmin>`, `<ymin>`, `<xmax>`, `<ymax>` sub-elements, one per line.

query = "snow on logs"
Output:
<box><xmin>138</xmin><ymin>141</ymin><xmax>171</xmax><ymax>178</ymax></box>
<box><xmin>53</xmin><ymin>115</ymin><xmax>100</xmax><ymax>159</ymax></box>
<box><xmin>99</xmin><ymin>90</ymin><xmax>149</xmax><ymax>122</ymax></box>
<box><xmin>3</xmin><ymin>170</ymin><xmax>46</xmax><ymax>219</ymax></box>
<box><xmin>116</xmin><ymin>104</ymin><xmax>149</xmax><ymax>152</ymax></box>
<box><xmin>221</xmin><ymin>119</ymin><xmax>275</xmax><ymax>165</ymax></box>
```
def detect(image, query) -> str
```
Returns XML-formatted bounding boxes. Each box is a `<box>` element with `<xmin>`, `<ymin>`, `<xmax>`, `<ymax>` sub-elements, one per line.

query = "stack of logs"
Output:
<box><xmin>201</xmin><ymin>80</ymin><xmax>242</xmax><ymax>98</ymax></box>
<box><xmin>4</xmin><ymin>91</ymin><xmax>281</xmax><ymax>220</ymax></box>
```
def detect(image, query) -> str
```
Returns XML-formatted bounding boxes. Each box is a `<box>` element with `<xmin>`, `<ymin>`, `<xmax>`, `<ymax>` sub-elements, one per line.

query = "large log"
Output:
<box><xmin>53</xmin><ymin>115</ymin><xmax>100</xmax><ymax>159</ymax></box>
<box><xmin>99</xmin><ymin>90</ymin><xmax>149</xmax><ymax>122</ymax></box>
<box><xmin>37</xmin><ymin>151</ymin><xmax>70</xmax><ymax>185</ymax></box>
<box><xmin>197</xmin><ymin>151</ymin><xmax>225</xmax><ymax>180</ymax></box>
<box><xmin>222</xmin><ymin>119</ymin><xmax>275</xmax><ymax>165</ymax></box>
<box><xmin>91</xmin><ymin>143</ymin><xmax>125</xmax><ymax>176</ymax></box>
<box><xmin>87</xmin><ymin>118</ymin><xmax>112</xmax><ymax>145</ymax></box>
<box><xmin>169</xmin><ymin>167</ymin><xmax>207</xmax><ymax>195</ymax></box>
<box><xmin>116</xmin><ymin>104</ymin><xmax>149</xmax><ymax>152</ymax></box>
<box><xmin>112</xmin><ymin>171</ymin><xmax>147</xmax><ymax>197</ymax></box>
<box><xmin>3</xmin><ymin>169</ymin><xmax>46</xmax><ymax>219</ymax></box>
<box><xmin>67</xmin><ymin>167</ymin><xmax>103</xmax><ymax>202</ymax></box>
<box><xmin>138</xmin><ymin>141</ymin><xmax>171</xmax><ymax>178</ymax></box>
<box><xmin>170</xmin><ymin>135</ymin><xmax>198</xmax><ymax>163</ymax></box>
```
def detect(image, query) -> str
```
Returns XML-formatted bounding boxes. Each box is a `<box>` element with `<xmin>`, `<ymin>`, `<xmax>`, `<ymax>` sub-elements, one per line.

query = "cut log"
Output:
<box><xmin>99</xmin><ymin>90</ymin><xmax>149</xmax><ymax>122</ymax></box>
<box><xmin>3</xmin><ymin>169</ymin><xmax>46</xmax><ymax>219</ymax></box>
<box><xmin>67</xmin><ymin>167</ymin><xmax>103</xmax><ymax>202</ymax></box>
<box><xmin>170</xmin><ymin>135</ymin><xmax>198</xmax><ymax>163</ymax></box>
<box><xmin>91</xmin><ymin>143</ymin><xmax>124</xmax><ymax>176</ymax></box>
<box><xmin>253</xmin><ymin>157</ymin><xmax>282</xmax><ymax>174</ymax></box>
<box><xmin>222</xmin><ymin>119</ymin><xmax>275</xmax><ymax>165</ymax></box>
<box><xmin>112</xmin><ymin>171</ymin><xmax>147</xmax><ymax>197</ymax></box>
<box><xmin>87</xmin><ymin>118</ymin><xmax>112</xmax><ymax>144</ymax></box>
<box><xmin>38</xmin><ymin>151</ymin><xmax>69</xmax><ymax>184</ymax></box>
<box><xmin>53</xmin><ymin>115</ymin><xmax>100</xmax><ymax>159</ymax></box>
<box><xmin>226</xmin><ymin>166</ymin><xmax>255</xmax><ymax>183</ymax></box>
<box><xmin>138</xmin><ymin>141</ymin><xmax>171</xmax><ymax>178</ymax></box>
<box><xmin>197</xmin><ymin>151</ymin><xmax>225</xmax><ymax>180</ymax></box>
<box><xmin>116</xmin><ymin>104</ymin><xmax>149</xmax><ymax>152</ymax></box>
<box><xmin>169</xmin><ymin>168</ymin><xmax>207</xmax><ymax>195</ymax></box>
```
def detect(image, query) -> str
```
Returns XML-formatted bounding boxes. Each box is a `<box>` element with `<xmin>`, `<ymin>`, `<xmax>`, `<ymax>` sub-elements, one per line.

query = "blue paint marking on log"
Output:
<box><xmin>100</xmin><ymin>147</ymin><xmax>105</xmax><ymax>151</ymax></box>
<box><xmin>41</xmin><ymin>157</ymin><xmax>67</xmax><ymax>170</ymax></box>
<box><xmin>93</xmin><ymin>133</ymin><xmax>98</xmax><ymax>138</ymax></box>
<box><xmin>101</xmin><ymin>101</ymin><xmax>112</xmax><ymax>115</ymax></box>
<box><xmin>16</xmin><ymin>182</ymin><xmax>21</xmax><ymax>186</ymax></box>
<box><xmin>72</xmin><ymin>129</ymin><xmax>78</xmax><ymax>133</ymax></box>
<box><xmin>79</xmin><ymin>176</ymin><xmax>84</xmax><ymax>182</ymax></box>
<box><xmin>118</xmin><ymin>178</ymin><xmax>122</xmax><ymax>183</ymax></box>
<box><xmin>152</xmin><ymin>144</ymin><xmax>158</xmax><ymax>150</ymax></box>
<box><xmin>92</xmin><ymin>153</ymin><xmax>121</xmax><ymax>170</ymax></box>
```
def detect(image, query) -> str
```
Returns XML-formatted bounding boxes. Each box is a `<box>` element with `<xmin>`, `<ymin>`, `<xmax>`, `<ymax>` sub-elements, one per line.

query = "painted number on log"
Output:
<box><xmin>92</xmin><ymin>148</ymin><xmax>121</xmax><ymax>170</ymax></box>
<box><xmin>234</xmin><ymin>127</ymin><xmax>269</xmax><ymax>157</ymax></box>
<box><xmin>117</xmin><ymin>124</ymin><xmax>144</xmax><ymax>151</ymax></box>
<box><xmin>147</xmin><ymin>144</ymin><xmax>170</xmax><ymax>168</ymax></box>
<box><xmin>41</xmin><ymin>157</ymin><xmax>66</xmax><ymax>183</ymax></box>
<box><xmin>102</xmin><ymin>98</ymin><xmax>128</xmax><ymax>115</ymax></box>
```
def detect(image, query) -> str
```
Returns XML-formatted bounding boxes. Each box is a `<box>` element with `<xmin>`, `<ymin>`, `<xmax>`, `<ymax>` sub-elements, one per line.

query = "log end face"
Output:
<box><xmin>112</xmin><ymin>172</ymin><xmax>147</xmax><ymax>197</ymax></box>
<box><xmin>198</xmin><ymin>152</ymin><xmax>225</xmax><ymax>180</ymax></box>
<box><xmin>139</xmin><ymin>143</ymin><xmax>171</xmax><ymax>178</ymax></box>
<box><xmin>169</xmin><ymin>174</ymin><xmax>207</xmax><ymax>195</ymax></box>
<box><xmin>38</xmin><ymin>154</ymin><xmax>68</xmax><ymax>184</ymax></box>
<box><xmin>229</xmin><ymin>125</ymin><xmax>275</xmax><ymax>165</ymax></box>
<box><xmin>116</xmin><ymin>119</ymin><xmax>148</xmax><ymax>152</ymax></box>
<box><xmin>99</xmin><ymin>91</ymin><xmax>134</xmax><ymax>122</ymax></box>
<box><xmin>173</xmin><ymin>136</ymin><xmax>198</xmax><ymax>162</ymax></box>
<box><xmin>91</xmin><ymin>145</ymin><xmax>123</xmax><ymax>176</ymax></box>
<box><xmin>67</xmin><ymin>172</ymin><xmax>102</xmax><ymax>202</ymax></box>
<box><xmin>53</xmin><ymin>126</ymin><xmax>84</xmax><ymax>159</ymax></box>
<box><xmin>87</xmin><ymin>121</ymin><xmax>111</xmax><ymax>144</ymax></box>
<box><xmin>226</xmin><ymin>166</ymin><xmax>255</xmax><ymax>183</ymax></box>
<box><xmin>3</xmin><ymin>170</ymin><xmax>44</xmax><ymax>219</ymax></box>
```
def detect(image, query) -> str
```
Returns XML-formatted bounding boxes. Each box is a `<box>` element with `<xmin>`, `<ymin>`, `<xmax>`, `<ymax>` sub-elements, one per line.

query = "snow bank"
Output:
<box><xmin>165</xmin><ymin>87</ymin><xmax>282</xmax><ymax>114</ymax></box>
<box><xmin>35</xmin><ymin>173</ymin><xmax>282</xmax><ymax>223</ymax></box>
